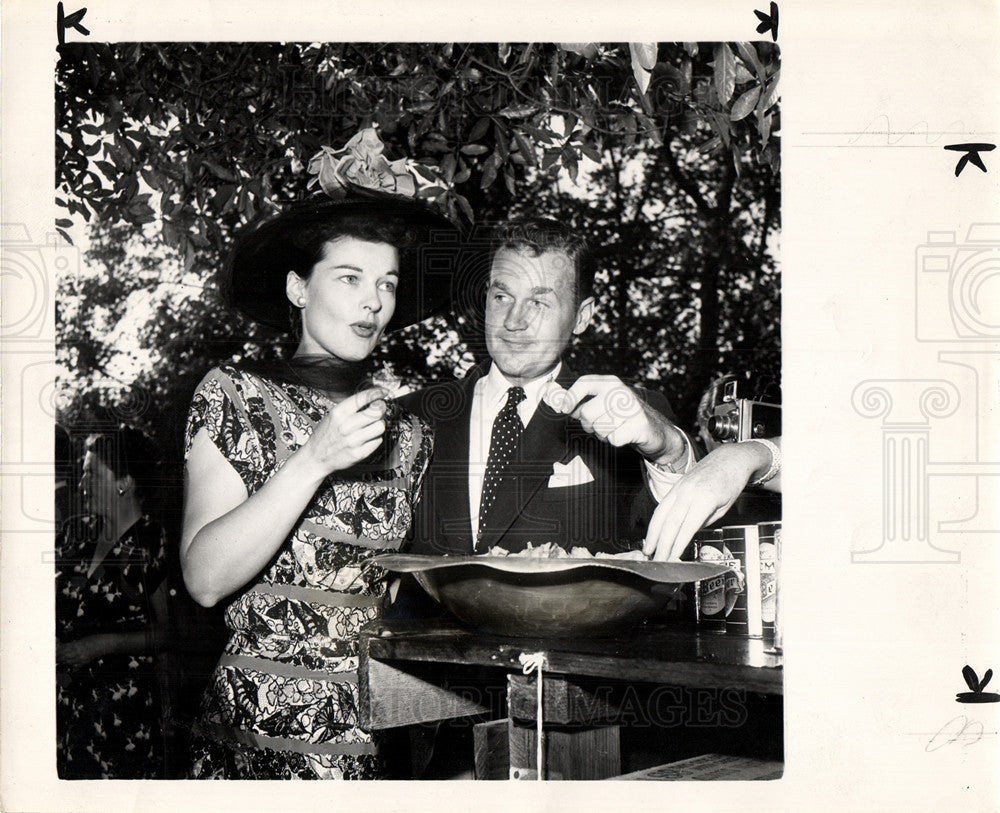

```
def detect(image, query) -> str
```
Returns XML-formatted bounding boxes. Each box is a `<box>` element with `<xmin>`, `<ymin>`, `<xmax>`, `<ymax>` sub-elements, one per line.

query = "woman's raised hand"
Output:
<box><xmin>300</xmin><ymin>388</ymin><xmax>388</xmax><ymax>476</ymax></box>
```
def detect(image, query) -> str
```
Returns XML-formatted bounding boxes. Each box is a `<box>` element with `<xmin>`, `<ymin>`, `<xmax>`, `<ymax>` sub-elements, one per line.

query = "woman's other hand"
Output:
<box><xmin>299</xmin><ymin>387</ymin><xmax>388</xmax><ymax>476</ymax></box>
<box><xmin>642</xmin><ymin>440</ymin><xmax>778</xmax><ymax>561</ymax></box>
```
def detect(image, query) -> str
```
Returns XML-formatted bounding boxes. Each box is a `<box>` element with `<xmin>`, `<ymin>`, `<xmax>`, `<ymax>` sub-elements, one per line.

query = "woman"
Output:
<box><xmin>55</xmin><ymin>426</ymin><xmax>170</xmax><ymax>778</ymax></box>
<box><xmin>181</xmin><ymin>191</ymin><xmax>456</xmax><ymax>779</ymax></box>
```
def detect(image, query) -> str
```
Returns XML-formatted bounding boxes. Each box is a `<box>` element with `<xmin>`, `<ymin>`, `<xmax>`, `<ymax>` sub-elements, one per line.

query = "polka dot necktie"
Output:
<box><xmin>478</xmin><ymin>386</ymin><xmax>527</xmax><ymax>543</ymax></box>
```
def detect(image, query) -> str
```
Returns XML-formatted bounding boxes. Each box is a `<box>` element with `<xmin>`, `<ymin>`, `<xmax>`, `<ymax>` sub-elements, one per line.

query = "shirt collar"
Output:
<box><xmin>483</xmin><ymin>361</ymin><xmax>562</xmax><ymax>413</ymax></box>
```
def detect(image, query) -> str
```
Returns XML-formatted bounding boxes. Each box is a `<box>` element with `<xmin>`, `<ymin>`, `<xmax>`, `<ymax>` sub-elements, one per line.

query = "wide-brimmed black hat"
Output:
<box><xmin>223</xmin><ymin>188</ymin><xmax>462</xmax><ymax>332</ymax></box>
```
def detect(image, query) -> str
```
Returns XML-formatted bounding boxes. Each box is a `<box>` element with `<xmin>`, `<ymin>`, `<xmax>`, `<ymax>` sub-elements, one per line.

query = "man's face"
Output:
<box><xmin>484</xmin><ymin>247</ymin><xmax>593</xmax><ymax>384</ymax></box>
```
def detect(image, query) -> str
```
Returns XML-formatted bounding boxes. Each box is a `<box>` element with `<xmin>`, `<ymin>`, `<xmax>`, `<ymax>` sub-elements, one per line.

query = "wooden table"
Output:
<box><xmin>358</xmin><ymin>618</ymin><xmax>782</xmax><ymax>779</ymax></box>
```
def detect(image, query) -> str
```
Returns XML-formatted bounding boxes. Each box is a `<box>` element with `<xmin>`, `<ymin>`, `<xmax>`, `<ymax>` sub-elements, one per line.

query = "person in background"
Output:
<box><xmin>55</xmin><ymin>425</ymin><xmax>171</xmax><ymax>778</ymax></box>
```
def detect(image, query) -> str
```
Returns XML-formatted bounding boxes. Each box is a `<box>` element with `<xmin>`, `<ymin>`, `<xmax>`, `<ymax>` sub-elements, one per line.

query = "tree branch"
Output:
<box><xmin>661</xmin><ymin>139</ymin><xmax>712</xmax><ymax>216</ymax></box>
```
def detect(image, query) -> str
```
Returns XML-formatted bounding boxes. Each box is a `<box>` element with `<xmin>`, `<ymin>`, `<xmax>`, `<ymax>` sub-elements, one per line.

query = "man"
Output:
<box><xmin>399</xmin><ymin>219</ymin><xmax>695</xmax><ymax>555</ymax></box>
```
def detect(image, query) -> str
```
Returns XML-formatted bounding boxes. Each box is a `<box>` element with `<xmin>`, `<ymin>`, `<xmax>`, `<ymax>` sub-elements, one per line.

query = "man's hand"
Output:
<box><xmin>542</xmin><ymin>375</ymin><xmax>687</xmax><ymax>465</ymax></box>
<box><xmin>642</xmin><ymin>441</ymin><xmax>773</xmax><ymax>561</ymax></box>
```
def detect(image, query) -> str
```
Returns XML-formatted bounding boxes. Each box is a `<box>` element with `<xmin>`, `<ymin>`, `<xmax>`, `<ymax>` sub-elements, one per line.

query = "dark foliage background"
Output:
<box><xmin>55</xmin><ymin>41</ymin><xmax>781</xmax><ymax>456</ymax></box>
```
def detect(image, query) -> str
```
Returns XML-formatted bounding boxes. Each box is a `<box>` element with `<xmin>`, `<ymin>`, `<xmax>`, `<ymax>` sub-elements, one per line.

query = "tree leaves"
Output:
<box><xmin>55</xmin><ymin>41</ymin><xmax>781</xmax><ymax>452</ymax></box>
<box><xmin>559</xmin><ymin>43</ymin><xmax>599</xmax><ymax>59</ymax></box>
<box><xmin>735</xmin><ymin>42</ymin><xmax>766</xmax><ymax>83</ymax></box>
<box><xmin>713</xmin><ymin>44</ymin><xmax>736</xmax><ymax>105</ymax></box>
<box><xmin>963</xmin><ymin>665</ymin><xmax>980</xmax><ymax>692</ymax></box>
<box><xmin>630</xmin><ymin>42</ymin><xmax>658</xmax><ymax>95</ymax></box>
<box><xmin>757</xmin><ymin>70</ymin><xmax>781</xmax><ymax>116</ymax></box>
<box><xmin>730</xmin><ymin>86</ymin><xmax>762</xmax><ymax>121</ymax></box>
<box><xmin>480</xmin><ymin>151</ymin><xmax>503</xmax><ymax>190</ymax></box>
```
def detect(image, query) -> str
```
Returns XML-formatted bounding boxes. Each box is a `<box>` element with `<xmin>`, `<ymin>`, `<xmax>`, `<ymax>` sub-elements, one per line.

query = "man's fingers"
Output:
<box><xmin>562</xmin><ymin>375</ymin><xmax>616</xmax><ymax>414</ymax></box>
<box><xmin>605</xmin><ymin>422</ymin><xmax>637</xmax><ymax>447</ymax></box>
<box><xmin>541</xmin><ymin>382</ymin><xmax>574</xmax><ymax>413</ymax></box>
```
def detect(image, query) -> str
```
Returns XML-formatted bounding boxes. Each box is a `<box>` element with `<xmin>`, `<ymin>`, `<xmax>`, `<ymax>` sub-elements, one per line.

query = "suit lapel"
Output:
<box><xmin>478</xmin><ymin>365</ymin><xmax>579</xmax><ymax>549</ymax></box>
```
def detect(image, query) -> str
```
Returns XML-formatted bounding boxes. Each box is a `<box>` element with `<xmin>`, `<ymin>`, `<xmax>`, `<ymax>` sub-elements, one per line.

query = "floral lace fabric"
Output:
<box><xmin>184</xmin><ymin>365</ymin><xmax>432</xmax><ymax>779</ymax></box>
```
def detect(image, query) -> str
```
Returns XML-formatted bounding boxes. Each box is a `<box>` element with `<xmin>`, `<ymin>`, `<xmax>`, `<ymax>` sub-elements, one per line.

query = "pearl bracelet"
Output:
<box><xmin>743</xmin><ymin>438</ymin><xmax>781</xmax><ymax>486</ymax></box>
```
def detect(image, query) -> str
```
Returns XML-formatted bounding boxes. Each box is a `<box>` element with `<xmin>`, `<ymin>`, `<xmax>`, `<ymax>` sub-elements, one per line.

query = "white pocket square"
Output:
<box><xmin>547</xmin><ymin>456</ymin><xmax>595</xmax><ymax>488</ymax></box>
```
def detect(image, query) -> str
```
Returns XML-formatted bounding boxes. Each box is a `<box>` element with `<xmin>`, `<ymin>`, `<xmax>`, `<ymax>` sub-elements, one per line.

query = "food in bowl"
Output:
<box><xmin>485</xmin><ymin>541</ymin><xmax>649</xmax><ymax>561</ymax></box>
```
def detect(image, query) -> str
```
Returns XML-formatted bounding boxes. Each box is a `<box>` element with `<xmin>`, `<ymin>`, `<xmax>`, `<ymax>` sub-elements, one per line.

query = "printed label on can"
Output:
<box><xmin>759</xmin><ymin>542</ymin><xmax>776</xmax><ymax>624</ymax></box>
<box><xmin>722</xmin><ymin>558</ymin><xmax>743</xmax><ymax>616</ymax></box>
<box><xmin>697</xmin><ymin>544</ymin><xmax>728</xmax><ymax>616</ymax></box>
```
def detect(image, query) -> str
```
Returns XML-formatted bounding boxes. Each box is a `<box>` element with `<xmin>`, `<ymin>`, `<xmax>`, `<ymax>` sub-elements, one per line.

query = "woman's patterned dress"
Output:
<box><xmin>55</xmin><ymin>514</ymin><xmax>168</xmax><ymax>778</ymax></box>
<box><xmin>184</xmin><ymin>365</ymin><xmax>432</xmax><ymax>779</ymax></box>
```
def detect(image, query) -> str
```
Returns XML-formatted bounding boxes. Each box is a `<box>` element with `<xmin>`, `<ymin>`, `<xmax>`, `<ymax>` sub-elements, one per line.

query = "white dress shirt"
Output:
<box><xmin>469</xmin><ymin>363</ymin><xmax>561</xmax><ymax>546</ymax></box>
<box><xmin>467</xmin><ymin>362</ymin><xmax>693</xmax><ymax>548</ymax></box>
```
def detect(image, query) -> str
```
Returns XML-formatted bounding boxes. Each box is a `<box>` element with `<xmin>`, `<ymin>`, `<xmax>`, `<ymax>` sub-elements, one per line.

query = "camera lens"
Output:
<box><xmin>707</xmin><ymin>414</ymin><xmax>739</xmax><ymax>441</ymax></box>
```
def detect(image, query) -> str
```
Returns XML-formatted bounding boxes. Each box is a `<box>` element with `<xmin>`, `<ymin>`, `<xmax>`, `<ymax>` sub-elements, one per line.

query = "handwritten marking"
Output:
<box><xmin>925</xmin><ymin>715</ymin><xmax>984</xmax><ymax>752</ymax></box>
<box><xmin>57</xmin><ymin>3</ymin><xmax>90</xmax><ymax>47</ymax></box>
<box><xmin>944</xmin><ymin>143</ymin><xmax>996</xmax><ymax>176</ymax></box>
<box><xmin>754</xmin><ymin>2</ymin><xmax>779</xmax><ymax>41</ymax></box>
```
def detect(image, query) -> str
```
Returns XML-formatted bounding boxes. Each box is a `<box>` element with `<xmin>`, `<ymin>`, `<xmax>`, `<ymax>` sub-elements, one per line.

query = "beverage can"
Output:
<box><xmin>695</xmin><ymin>530</ymin><xmax>730</xmax><ymax>634</ymax></box>
<box><xmin>758</xmin><ymin>522</ymin><xmax>781</xmax><ymax>639</ymax></box>
<box><xmin>722</xmin><ymin>526</ymin><xmax>752</xmax><ymax>636</ymax></box>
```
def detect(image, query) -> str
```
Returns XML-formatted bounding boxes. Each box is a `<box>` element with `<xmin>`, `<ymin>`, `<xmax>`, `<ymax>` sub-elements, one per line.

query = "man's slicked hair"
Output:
<box><xmin>489</xmin><ymin>218</ymin><xmax>597</xmax><ymax>304</ymax></box>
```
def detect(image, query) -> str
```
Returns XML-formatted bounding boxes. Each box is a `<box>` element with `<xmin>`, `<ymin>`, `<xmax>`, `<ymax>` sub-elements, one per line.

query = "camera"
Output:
<box><xmin>915</xmin><ymin>223</ymin><xmax>1000</xmax><ymax>342</ymax></box>
<box><xmin>705</xmin><ymin>380</ymin><xmax>781</xmax><ymax>444</ymax></box>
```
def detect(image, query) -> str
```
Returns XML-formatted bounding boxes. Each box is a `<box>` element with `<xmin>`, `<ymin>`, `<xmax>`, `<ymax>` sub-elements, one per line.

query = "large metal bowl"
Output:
<box><xmin>373</xmin><ymin>554</ymin><xmax>730</xmax><ymax>638</ymax></box>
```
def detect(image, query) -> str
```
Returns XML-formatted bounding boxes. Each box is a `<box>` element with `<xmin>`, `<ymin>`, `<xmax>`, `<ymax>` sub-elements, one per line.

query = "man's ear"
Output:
<box><xmin>572</xmin><ymin>296</ymin><xmax>596</xmax><ymax>335</ymax></box>
<box><xmin>286</xmin><ymin>270</ymin><xmax>307</xmax><ymax>308</ymax></box>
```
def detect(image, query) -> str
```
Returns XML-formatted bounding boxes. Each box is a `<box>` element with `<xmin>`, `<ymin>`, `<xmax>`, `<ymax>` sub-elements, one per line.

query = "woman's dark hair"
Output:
<box><xmin>287</xmin><ymin>210</ymin><xmax>423</xmax><ymax>282</ymax></box>
<box><xmin>84</xmin><ymin>426</ymin><xmax>163</xmax><ymax>506</ymax></box>
<box><xmin>225</xmin><ymin>188</ymin><xmax>459</xmax><ymax>333</ymax></box>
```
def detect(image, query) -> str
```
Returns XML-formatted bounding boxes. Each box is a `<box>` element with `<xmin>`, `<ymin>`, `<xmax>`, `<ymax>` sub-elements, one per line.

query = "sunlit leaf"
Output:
<box><xmin>735</xmin><ymin>62</ymin><xmax>755</xmax><ymax>84</ymax></box>
<box><xmin>730</xmin><ymin>86</ymin><xmax>761</xmax><ymax>121</ymax></box>
<box><xmin>713</xmin><ymin>44</ymin><xmax>736</xmax><ymax>105</ymax></box>
<box><xmin>756</xmin><ymin>70</ymin><xmax>781</xmax><ymax>116</ymax></box>
<box><xmin>735</xmin><ymin>42</ymin><xmax>766</xmax><ymax>82</ymax></box>
<box><xmin>559</xmin><ymin>43</ymin><xmax>599</xmax><ymax>59</ymax></box>
<box><xmin>629</xmin><ymin>43</ymin><xmax>657</xmax><ymax>95</ymax></box>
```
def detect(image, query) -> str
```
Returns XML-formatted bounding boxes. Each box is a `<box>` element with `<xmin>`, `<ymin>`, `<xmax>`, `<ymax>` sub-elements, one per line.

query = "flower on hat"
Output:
<box><xmin>307</xmin><ymin>126</ymin><xmax>439</xmax><ymax>200</ymax></box>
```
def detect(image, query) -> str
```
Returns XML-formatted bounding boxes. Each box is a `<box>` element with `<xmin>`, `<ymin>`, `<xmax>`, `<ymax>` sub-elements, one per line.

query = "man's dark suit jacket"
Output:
<box><xmin>396</xmin><ymin>361</ymin><xmax>678</xmax><ymax>555</ymax></box>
